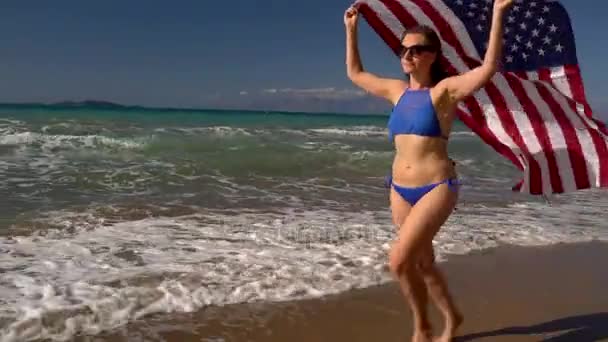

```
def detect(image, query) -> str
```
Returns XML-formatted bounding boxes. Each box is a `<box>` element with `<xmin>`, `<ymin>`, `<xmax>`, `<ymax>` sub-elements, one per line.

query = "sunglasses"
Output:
<box><xmin>399</xmin><ymin>44</ymin><xmax>436</xmax><ymax>58</ymax></box>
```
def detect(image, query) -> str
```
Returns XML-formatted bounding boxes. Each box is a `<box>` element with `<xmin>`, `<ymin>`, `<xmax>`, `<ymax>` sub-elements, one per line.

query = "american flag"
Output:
<box><xmin>355</xmin><ymin>0</ymin><xmax>608</xmax><ymax>195</ymax></box>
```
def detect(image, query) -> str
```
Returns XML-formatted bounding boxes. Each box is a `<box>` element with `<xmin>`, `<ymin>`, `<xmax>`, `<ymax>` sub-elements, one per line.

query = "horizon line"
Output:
<box><xmin>0</xmin><ymin>99</ymin><xmax>391</xmax><ymax>118</ymax></box>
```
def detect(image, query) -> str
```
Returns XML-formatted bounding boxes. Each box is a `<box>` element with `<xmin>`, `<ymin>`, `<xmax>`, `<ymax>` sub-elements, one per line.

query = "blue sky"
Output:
<box><xmin>0</xmin><ymin>1</ymin><xmax>606</xmax><ymax>118</ymax></box>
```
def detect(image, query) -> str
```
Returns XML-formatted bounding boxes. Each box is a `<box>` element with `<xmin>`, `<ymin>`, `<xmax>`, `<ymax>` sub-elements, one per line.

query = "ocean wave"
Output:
<box><xmin>306</xmin><ymin>127</ymin><xmax>474</xmax><ymax>140</ymax></box>
<box><xmin>0</xmin><ymin>119</ymin><xmax>28</xmax><ymax>136</ymax></box>
<box><xmin>0</xmin><ymin>132</ymin><xmax>149</xmax><ymax>150</ymax></box>
<box><xmin>0</xmin><ymin>118</ymin><xmax>25</xmax><ymax>125</ymax></box>
<box><xmin>153</xmin><ymin>126</ymin><xmax>254</xmax><ymax>136</ymax></box>
<box><xmin>40</xmin><ymin>122</ymin><xmax>112</xmax><ymax>136</ymax></box>
<box><xmin>449</xmin><ymin>131</ymin><xmax>477</xmax><ymax>140</ymax></box>
<box><xmin>307</xmin><ymin>126</ymin><xmax>387</xmax><ymax>137</ymax></box>
<box><xmin>450</xmin><ymin>131</ymin><xmax>475</xmax><ymax>137</ymax></box>
<box><xmin>150</xmin><ymin>125</ymin><xmax>475</xmax><ymax>145</ymax></box>
<box><xmin>154</xmin><ymin>125</ymin><xmax>387</xmax><ymax>140</ymax></box>
<box><xmin>296</xmin><ymin>141</ymin><xmax>354</xmax><ymax>151</ymax></box>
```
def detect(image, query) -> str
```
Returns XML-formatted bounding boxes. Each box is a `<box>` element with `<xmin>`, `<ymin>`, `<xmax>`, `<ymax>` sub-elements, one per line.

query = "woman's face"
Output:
<box><xmin>400</xmin><ymin>33</ymin><xmax>437</xmax><ymax>75</ymax></box>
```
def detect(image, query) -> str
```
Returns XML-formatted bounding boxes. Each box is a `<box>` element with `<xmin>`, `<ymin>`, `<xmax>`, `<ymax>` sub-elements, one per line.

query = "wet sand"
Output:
<box><xmin>78</xmin><ymin>241</ymin><xmax>608</xmax><ymax>342</ymax></box>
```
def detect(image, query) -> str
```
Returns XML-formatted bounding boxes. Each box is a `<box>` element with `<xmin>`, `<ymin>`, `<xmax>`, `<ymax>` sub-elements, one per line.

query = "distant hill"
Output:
<box><xmin>0</xmin><ymin>100</ymin><xmax>151</xmax><ymax>111</ymax></box>
<box><xmin>50</xmin><ymin>100</ymin><xmax>136</xmax><ymax>109</ymax></box>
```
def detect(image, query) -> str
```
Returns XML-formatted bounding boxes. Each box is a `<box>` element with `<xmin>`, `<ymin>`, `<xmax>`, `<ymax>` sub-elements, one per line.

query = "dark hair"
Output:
<box><xmin>400</xmin><ymin>25</ymin><xmax>449</xmax><ymax>85</ymax></box>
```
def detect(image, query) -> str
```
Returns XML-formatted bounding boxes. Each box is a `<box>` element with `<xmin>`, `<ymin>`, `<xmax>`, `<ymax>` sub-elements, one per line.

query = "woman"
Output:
<box><xmin>344</xmin><ymin>1</ymin><xmax>513</xmax><ymax>341</ymax></box>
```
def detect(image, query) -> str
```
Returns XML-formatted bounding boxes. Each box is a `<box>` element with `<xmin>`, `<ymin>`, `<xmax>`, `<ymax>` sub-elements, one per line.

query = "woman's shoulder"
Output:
<box><xmin>387</xmin><ymin>80</ymin><xmax>410</xmax><ymax>105</ymax></box>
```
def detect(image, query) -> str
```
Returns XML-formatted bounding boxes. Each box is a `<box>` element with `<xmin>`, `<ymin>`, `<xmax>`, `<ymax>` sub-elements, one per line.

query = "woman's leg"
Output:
<box><xmin>388</xmin><ymin>183</ymin><xmax>458</xmax><ymax>342</ymax></box>
<box><xmin>390</xmin><ymin>188</ymin><xmax>433</xmax><ymax>340</ymax></box>
<box><xmin>418</xmin><ymin>244</ymin><xmax>463</xmax><ymax>341</ymax></box>
<box><xmin>389</xmin><ymin>186</ymin><xmax>411</xmax><ymax>228</ymax></box>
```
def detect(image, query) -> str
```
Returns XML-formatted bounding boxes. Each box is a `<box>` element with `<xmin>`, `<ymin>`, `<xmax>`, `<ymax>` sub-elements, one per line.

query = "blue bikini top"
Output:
<box><xmin>387</xmin><ymin>88</ymin><xmax>447</xmax><ymax>141</ymax></box>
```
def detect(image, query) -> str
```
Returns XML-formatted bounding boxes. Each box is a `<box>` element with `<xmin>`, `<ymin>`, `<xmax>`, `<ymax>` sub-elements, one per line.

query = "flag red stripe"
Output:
<box><xmin>514</xmin><ymin>71</ymin><xmax>527</xmax><ymax>79</ymax></box>
<box><xmin>378</xmin><ymin>0</ymin><xmax>419</xmax><ymax>33</ymax></box>
<box><xmin>539</xmin><ymin>70</ymin><xmax>608</xmax><ymax>188</ymax></box>
<box><xmin>539</xmin><ymin>69</ymin><xmax>590</xmax><ymax>191</ymax></box>
<box><xmin>564</xmin><ymin>65</ymin><xmax>608</xmax><ymax>136</ymax></box>
<box><xmin>484</xmin><ymin>79</ymin><xmax>544</xmax><ymax>194</ymax></box>
<box><xmin>504</xmin><ymin>71</ymin><xmax>553</xmax><ymax>194</ymax></box>
<box><xmin>502</xmin><ymin>72</ymin><xmax>565</xmax><ymax>193</ymax></box>
<box><xmin>564</xmin><ymin>64</ymin><xmax>588</xmax><ymax>105</ymax></box>
<box><xmin>560</xmin><ymin>92</ymin><xmax>608</xmax><ymax>137</ymax></box>
<box><xmin>537</xmin><ymin>69</ymin><xmax>597</xmax><ymax>190</ymax></box>
<box><xmin>357</xmin><ymin>3</ymin><xmax>402</xmax><ymax>55</ymax></box>
<box><xmin>440</xmin><ymin>58</ymin><xmax>525</xmax><ymax>171</ymax></box>
<box><xmin>407</xmin><ymin>0</ymin><xmax>479</xmax><ymax>69</ymax></box>
<box><xmin>460</xmin><ymin>95</ymin><xmax>524</xmax><ymax>171</ymax></box>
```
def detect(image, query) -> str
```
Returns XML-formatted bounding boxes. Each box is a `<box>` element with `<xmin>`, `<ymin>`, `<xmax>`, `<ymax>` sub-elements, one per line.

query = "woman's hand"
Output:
<box><xmin>493</xmin><ymin>0</ymin><xmax>514</xmax><ymax>14</ymax></box>
<box><xmin>344</xmin><ymin>6</ymin><xmax>359</xmax><ymax>30</ymax></box>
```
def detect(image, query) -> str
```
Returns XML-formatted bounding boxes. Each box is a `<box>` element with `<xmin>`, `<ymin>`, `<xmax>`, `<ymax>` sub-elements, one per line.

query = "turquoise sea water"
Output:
<box><xmin>0</xmin><ymin>104</ymin><xmax>606</xmax><ymax>341</ymax></box>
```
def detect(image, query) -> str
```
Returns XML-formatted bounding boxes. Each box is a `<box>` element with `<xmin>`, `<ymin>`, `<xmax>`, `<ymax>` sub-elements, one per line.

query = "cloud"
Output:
<box><xmin>261</xmin><ymin>87</ymin><xmax>366</xmax><ymax>100</ymax></box>
<box><xmin>201</xmin><ymin>86</ymin><xmax>390</xmax><ymax>114</ymax></box>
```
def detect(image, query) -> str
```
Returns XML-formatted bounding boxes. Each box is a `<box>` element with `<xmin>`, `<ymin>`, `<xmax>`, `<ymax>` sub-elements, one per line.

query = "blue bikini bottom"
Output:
<box><xmin>385</xmin><ymin>176</ymin><xmax>460</xmax><ymax>206</ymax></box>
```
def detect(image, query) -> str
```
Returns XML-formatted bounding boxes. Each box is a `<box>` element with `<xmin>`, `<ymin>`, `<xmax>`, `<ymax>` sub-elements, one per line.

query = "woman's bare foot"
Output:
<box><xmin>412</xmin><ymin>329</ymin><xmax>433</xmax><ymax>342</ymax></box>
<box><xmin>435</xmin><ymin>311</ymin><xmax>463</xmax><ymax>342</ymax></box>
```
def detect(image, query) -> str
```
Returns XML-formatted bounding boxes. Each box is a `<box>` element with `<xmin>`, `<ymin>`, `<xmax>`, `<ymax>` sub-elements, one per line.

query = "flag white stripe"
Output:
<box><xmin>517</xmin><ymin>153</ymin><xmax>531</xmax><ymax>193</ymax></box>
<box><xmin>492</xmin><ymin>74</ymin><xmax>552</xmax><ymax>194</ymax></box>
<box><xmin>392</xmin><ymin>0</ymin><xmax>473</xmax><ymax>71</ymax></box>
<box><xmin>526</xmin><ymin>71</ymin><xmax>539</xmax><ymax>81</ymax></box>
<box><xmin>414</xmin><ymin>0</ymin><xmax>481</xmax><ymax>60</ymax></box>
<box><xmin>518</xmin><ymin>76</ymin><xmax>578</xmax><ymax>192</ymax></box>
<box><xmin>478</xmin><ymin>99</ymin><xmax>530</xmax><ymax>192</ymax></box>
<box><xmin>576</xmin><ymin>103</ymin><xmax>587</xmax><ymax>122</ymax></box>
<box><xmin>540</xmin><ymin>79</ymin><xmax>603</xmax><ymax>188</ymax></box>
<box><xmin>550</xmin><ymin>67</ymin><xmax>607</xmax><ymax>138</ymax></box>
<box><xmin>362</xmin><ymin>0</ymin><xmax>405</xmax><ymax>40</ymax></box>
<box><xmin>549</xmin><ymin>67</ymin><xmax>604</xmax><ymax>187</ymax></box>
<box><xmin>549</xmin><ymin>67</ymin><xmax>571</xmax><ymax>97</ymax></box>
<box><xmin>543</xmin><ymin>68</ymin><xmax>608</xmax><ymax>138</ymax></box>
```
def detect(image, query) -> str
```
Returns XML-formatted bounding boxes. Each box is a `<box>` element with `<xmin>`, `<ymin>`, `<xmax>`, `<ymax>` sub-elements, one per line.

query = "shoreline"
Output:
<box><xmin>75</xmin><ymin>240</ymin><xmax>608</xmax><ymax>342</ymax></box>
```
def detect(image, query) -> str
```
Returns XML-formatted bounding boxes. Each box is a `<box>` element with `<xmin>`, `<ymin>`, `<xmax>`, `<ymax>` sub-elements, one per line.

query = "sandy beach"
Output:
<box><xmin>75</xmin><ymin>241</ymin><xmax>608</xmax><ymax>342</ymax></box>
